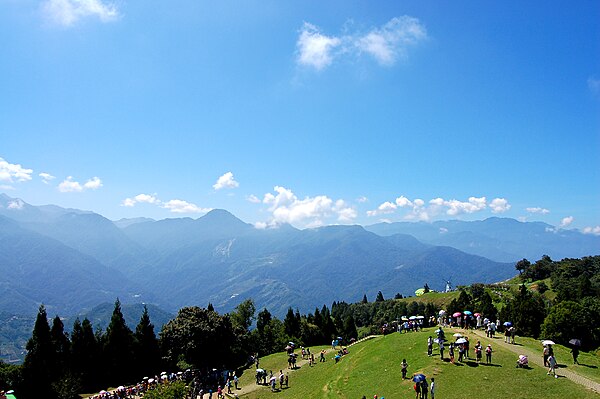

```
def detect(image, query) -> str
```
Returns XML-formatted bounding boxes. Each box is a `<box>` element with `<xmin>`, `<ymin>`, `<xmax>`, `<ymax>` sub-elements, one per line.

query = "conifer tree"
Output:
<box><xmin>51</xmin><ymin>315</ymin><xmax>71</xmax><ymax>372</ymax></box>
<box><xmin>376</xmin><ymin>291</ymin><xmax>385</xmax><ymax>302</ymax></box>
<box><xmin>362</xmin><ymin>294</ymin><xmax>368</xmax><ymax>303</ymax></box>
<box><xmin>22</xmin><ymin>305</ymin><xmax>55</xmax><ymax>398</ymax></box>
<box><xmin>342</xmin><ymin>314</ymin><xmax>358</xmax><ymax>340</ymax></box>
<box><xmin>134</xmin><ymin>306</ymin><xmax>161</xmax><ymax>379</ymax></box>
<box><xmin>284</xmin><ymin>307</ymin><xmax>300</xmax><ymax>338</ymax></box>
<box><xmin>104</xmin><ymin>299</ymin><xmax>134</xmax><ymax>385</ymax></box>
<box><xmin>71</xmin><ymin>318</ymin><xmax>101</xmax><ymax>391</ymax></box>
<box><xmin>256</xmin><ymin>308</ymin><xmax>272</xmax><ymax>332</ymax></box>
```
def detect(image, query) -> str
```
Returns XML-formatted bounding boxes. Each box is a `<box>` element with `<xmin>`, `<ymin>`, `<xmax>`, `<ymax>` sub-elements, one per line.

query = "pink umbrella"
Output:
<box><xmin>452</xmin><ymin>312</ymin><xmax>462</xmax><ymax>317</ymax></box>
<box><xmin>474</xmin><ymin>313</ymin><xmax>481</xmax><ymax>317</ymax></box>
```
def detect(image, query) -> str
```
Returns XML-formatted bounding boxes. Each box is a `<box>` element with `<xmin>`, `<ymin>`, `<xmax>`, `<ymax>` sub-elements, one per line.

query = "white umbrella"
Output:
<box><xmin>409</xmin><ymin>316</ymin><xmax>417</xmax><ymax>320</ymax></box>
<box><xmin>456</xmin><ymin>338</ymin><xmax>467</xmax><ymax>344</ymax></box>
<box><xmin>117</xmin><ymin>386</ymin><xmax>125</xmax><ymax>390</ymax></box>
<box><xmin>161</xmin><ymin>375</ymin><xmax>168</xmax><ymax>379</ymax></box>
<box><xmin>453</xmin><ymin>333</ymin><xmax>463</xmax><ymax>338</ymax></box>
<box><xmin>439</xmin><ymin>310</ymin><xmax>447</xmax><ymax>315</ymax></box>
<box><xmin>148</xmin><ymin>378</ymin><xmax>155</xmax><ymax>383</ymax></box>
<box><xmin>541</xmin><ymin>340</ymin><xmax>556</xmax><ymax>346</ymax></box>
<box><xmin>416</xmin><ymin>315</ymin><xmax>425</xmax><ymax>319</ymax></box>
<box><xmin>143</xmin><ymin>377</ymin><xmax>149</xmax><ymax>380</ymax></box>
<box><xmin>99</xmin><ymin>391</ymin><xmax>107</xmax><ymax>395</ymax></box>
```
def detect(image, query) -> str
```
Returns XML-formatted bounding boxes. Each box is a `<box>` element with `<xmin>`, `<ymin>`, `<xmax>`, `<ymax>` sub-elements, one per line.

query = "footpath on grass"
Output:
<box><xmin>218</xmin><ymin>335</ymin><xmax>379</xmax><ymax>399</ymax></box>
<box><xmin>467</xmin><ymin>328</ymin><xmax>600</xmax><ymax>395</ymax></box>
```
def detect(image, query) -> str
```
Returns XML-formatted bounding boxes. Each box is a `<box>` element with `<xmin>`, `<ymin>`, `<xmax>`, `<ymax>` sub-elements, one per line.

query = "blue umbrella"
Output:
<box><xmin>503</xmin><ymin>321</ymin><xmax>512</xmax><ymax>327</ymax></box>
<box><xmin>463</xmin><ymin>310</ymin><xmax>472</xmax><ymax>315</ymax></box>
<box><xmin>412</xmin><ymin>374</ymin><xmax>426</xmax><ymax>382</ymax></box>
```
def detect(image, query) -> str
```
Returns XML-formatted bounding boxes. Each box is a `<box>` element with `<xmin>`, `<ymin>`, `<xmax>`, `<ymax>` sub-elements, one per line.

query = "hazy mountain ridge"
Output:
<box><xmin>1</xmin><ymin>194</ymin><xmax>596</xmax><ymax>319</ymax></box>
<box><xmin>365</xmin><ymin>217</ymin><xmax>600</xmax><ymax>262</ymax></box>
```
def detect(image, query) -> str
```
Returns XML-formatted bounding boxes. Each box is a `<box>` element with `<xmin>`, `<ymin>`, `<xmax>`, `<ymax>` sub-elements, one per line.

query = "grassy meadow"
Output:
<box><xmin>234</xmin><ymin>328</ymin><xmax>598</xmax><ymax>399</ymax></box>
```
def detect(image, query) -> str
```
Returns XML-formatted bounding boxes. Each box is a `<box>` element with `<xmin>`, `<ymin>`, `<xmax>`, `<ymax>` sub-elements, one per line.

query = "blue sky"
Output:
<box><xmin>1</xmin><ymin>1</ymin><xmax>599</xmax><ymax>233</ymax></box>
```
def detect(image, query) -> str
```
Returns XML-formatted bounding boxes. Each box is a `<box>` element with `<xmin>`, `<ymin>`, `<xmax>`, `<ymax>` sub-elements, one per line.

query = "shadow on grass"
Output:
<box><xmin>480</xmin><ymin>363</ymin><xmax>502</xmax><ymax>367</ymax></box>
<box><xmin>465</xmin><ymin>361</ymin><xmax>479</xmax><ymax>367</ymax></box>
<box><xmin>578</xmin><ymin>363</ymin><xmax>598</xmax><ymax>369</ymax></box>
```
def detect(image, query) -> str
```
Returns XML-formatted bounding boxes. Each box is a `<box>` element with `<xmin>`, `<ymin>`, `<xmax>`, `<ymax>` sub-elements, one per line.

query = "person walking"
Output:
<box><xmin>427</xmin><ymin>336</ymin><xmax>433</xmax><ymax>356</ymax></box>
<box><xmin>571</xmin><ymin>347</ymin><xmax>579</xmax><ymax>364</ymax></box>
<box><xmin>439</xmin><ymin>341</ymin><xmax>445</xmax><ymax>360</ymax></box>
<box><xmin>430</xmin><ymin>378</ymin><xmax>435</xmax><ymax>399</ymax></box>
<box><xmin>543</xmin><ymin>345</ymin><xmax>550</xmax><ymax>367</ymax></box>
<box><xmin>547</xmin><ymin>354</ymin><xmax>558</xmax><ymax>378</ymax></box>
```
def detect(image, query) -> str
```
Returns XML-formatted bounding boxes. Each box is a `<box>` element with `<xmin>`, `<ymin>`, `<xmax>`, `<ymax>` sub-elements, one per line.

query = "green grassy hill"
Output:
<box><xmin>234</xmin><ymin>328</ymin><xmax>598</xmax><ymax>399</ymax></box>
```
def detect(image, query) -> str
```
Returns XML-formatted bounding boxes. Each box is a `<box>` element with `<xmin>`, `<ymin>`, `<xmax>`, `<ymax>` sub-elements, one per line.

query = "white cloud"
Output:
<box><xmin>588</xmin><ymin>77</ymin><xmax>600</xmax><ymax>94</ymax></box>
<box><xmin>7</xmin><ymin>199</ymin><xmax>25</xmax><ymax>210</ymax></box>
<box><xmin>367</xmin><ymin>195</ymin><xmax>509</xmax><ymax>221</ymax></box>
<box><xmin>582</xmin><ymin>226</ymin><xmax>600</xmax><ymax>236</ymax></box>
<box><xmin>0</xmin><ymin>185</ymin><xmax>15</xmax><ymax>191</ymax></box>
<box><xmin>213</xmin><ymin>172</ymin><xmax>239</xmax><ymax>190</ymax></box>
<box><xmin>296</xmin><ymin>17</ymin><xmax>426</xmax><ymax>71</ymax></box>
<box><xmin>357</xmin><ymin>196</ymin><xmax>369</xmax><ymax>203</ymax></box>
<box><xmin>247</xmin><ymin>194</ymin><xmax>261</xmax><ymax>204</ymax></box>
<box><xmin>162</xmin><ymin>199</ymin><xmax>211</xmax><ymax>214</ymax></box>
<box><xmin>439</xmin><ymin>227</ymin><xmax>448</xmax><ymax>234</ymax></box>
<box><xmin>39</xmin><ymin>172</ymin><xmax>56</xmax><ymax>184</ymax></box>
<box><xmin>58</xmin><ymin>176</ymin><xmax>102</xmax><ymax>193</ymax></box>
<box><xmin>296</xmin><ymin>22</ymin><xmax>342</xmax><ymax>70</ymax></box>
<box><xmin>489</xmin><ymin>198</ymin><xmax>511</xmax><ymax>214</ymax></box>
<box><xmin>526</xmin><ymin>207</ymin><xmax>550</xmax><ymax>215</ymax></box>
<box><xmin>261</xmin><ymin>186</ymin><xmax>356</xmax><ymax>227</ymax></box>
<box><xmin>122</xmin><ymin>193</ymin><xmax>160</xmax><ymax>207</ymax></box>
<box><xmin>42</xmin><ymin>0</ymin><xmax>119</xmax><ymax>27</ymax></box>
<box><xmin>0</xmin><ymin>157</ymin><xmax>33</xmax><ymax>183</ymax></box>
<box><xmin>445</xmin><ymin>197</ymin><xmax>487</xmax><ymax>216</ymax></box>
<box><xmin>83</xmin><ymin>176</ymin><xmax>102</xmax><ymax>190</ymax></box>
<box><xmin>357</xmin><ymin>16</ymin><xmax>427</xmax><ymax>65</ymax></box>
<box><xmin>560</xmin><ymin>216</ymin><xmax>574</xmax><ymax>228</ymax></box>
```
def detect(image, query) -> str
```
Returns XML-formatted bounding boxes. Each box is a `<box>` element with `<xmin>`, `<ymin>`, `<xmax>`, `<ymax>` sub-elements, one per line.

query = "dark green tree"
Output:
<box><xmin>104</xmin><ymin>299</ymin><xmax>135</xmax><ymax>385</ymax></box>
<box><xmin>499</xmin><ymin>284</ymin><xmax>546</xmax><ymax>338</ymax></box>
<box><xmin>230</xmin><ymin>299</ymin><xmax>256</xmax><ymax>332</ymax></box>
<box><xmin>70</xmin><ymin>318</ymin><xmax>99</xmax><ymax>392</ymax></box>
<box><xmin>342</xmin><ymin>315</ymin><xmax>358</xmax><ymax>340</ymax></box>
<box><xmin>22</xmin><ymin>305</ymin><xmax>55</xmax><ymax>398</ymax></box>
<box><xmin>50</xmin><ymin>316</ymin><xmax>71</xmax><ymax>372</ymax></box>
<box><xmin>423</xmin><ymin>284</ymin><xmax>430</xmax><ymax>293</ymax></box>
<box><xmin>362</xmin><ymin>294</ymin><xmax>368</xmax><ymax>304</ymax></box>
<box><xmin>375</xmin><ymin>291</ymin><xmax>385</xmax><ymax>302</ymax></box>
<box><xmin>160</xmin><ymin>306</ymin><xmax>239</xmax><ymax>369</ymax></box>
<box><xmin>541</xmin><ymin>301</ymin><xmax>594</xmax><ymax>350</ymax></box>
<box><xmin>394</xmin><ymin>293</ymin><xmax>403</xmax><ymax>299</ymax></box>
<box><xmin>477</xmin><ymin>291</ymin><xmax>497</xmax><ymax>321</ymax></box>
<box><xmin>256</xmin><ymin>308</ymin><xmax>272</xmax><ymax>332</ymax></box>
<box><xmin>207</xmin><ymin>303</ymin><xmax>214</xmax><ymax>312</ymax></box>
<box><xmin>515</xmin><ymin>258</ymin><xmax>531</xmax><ymax>276</ymax></box>
<box><xmin>134</xmin><ymin>306</ymin><xmax>161</xmax><ymax>380</ymax></box>
<box><xmin>284</xmin><ymin>307</ymin><xmax>300</xmax><ymax>338</ymax></box>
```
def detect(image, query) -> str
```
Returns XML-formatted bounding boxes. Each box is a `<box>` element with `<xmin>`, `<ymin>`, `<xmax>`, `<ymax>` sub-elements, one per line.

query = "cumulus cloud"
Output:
<box><xmin>246</xmin><ymin>194</ymin><xmax>261</xmax><ymax>204</ymax></box>
<box><xmin>356</xmin><ymin>16</ymin><xmax>427</xmax><ymax>65</ymax></box>
<box><xmin>58</xmin><ymin>176</ymin><xmax>102</xmax><ymax>192</ymax></box>
<box><xmin>368</xmin><ymin>195</ymin><xmax>512</xmax><ymax>220</ymax></box>
<box><xmin>0</xmin><ymin>157</ymin><xmax>33</xmax><ymax>183</ymax></box>
<box><xmin>296</xmin><ymin>16</ymin><xmax>426</xmax><ymax>70</ymax></box>
<box><xmin>42</xmin><ymin>0</ymin><xmax>119</xmax><ymax>27</ymax></box>
<box><xmin>357</xmin><ymin>196</ymin><xmax>369</xmax><ymax>203</ymax></box>
<box><xmin>560</xmin><ymin>216</ymin><xmax>574</xmax><ymax>228</ymax></box>
<box><xmin>39</xmin><ymin>172</ymin><xmax>56</xmax><ymax>184</ymax></box>
<box><xmin>582</xmin><ymin>226</ymin><xmax>600</xmax><ymax>236</ymax></box>
<box><xmin>213</xmin><ymin>172</ymin><xmax>239</xmax><ymax>190</ymax></box>
<box><xmin>526</xmin><ymin>207</ymin><xmax>550</xmax><ymax>215</ymax></box>
<box><xmin>296</xmin><ymin>22</ymin><xmax>342</xmax><ymax>70</ymax></box>
<box><xmin>122</xmin><ymin>193</ymin><xmax>161</xmax><ymax>207</ymax></box>
<box><xmin>489</xmin><ymin>198</ymin><xmax>511</xmax><ymax>213</ymax></box>
<box><xmin>261</xmin><ymin>186</ymin><xmax>356</xmax><ymax>227</ymax></box>
<box><xmin>162</xmin><ymin>199</ymin><xmax>211</xmax><ymax>214</ymax></box>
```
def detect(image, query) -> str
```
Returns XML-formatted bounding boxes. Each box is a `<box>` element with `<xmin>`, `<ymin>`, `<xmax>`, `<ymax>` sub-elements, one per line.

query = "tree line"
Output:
<box><xmin>1</xmin><ymin>255</ymin><xmax>598</xmax><ymax>398</ymax></box>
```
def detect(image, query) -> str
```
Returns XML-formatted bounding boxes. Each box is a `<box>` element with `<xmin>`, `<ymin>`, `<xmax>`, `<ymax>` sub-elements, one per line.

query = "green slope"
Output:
<box><xmin>235</xmin><ymin>328</ymin><xmax>597</xmax><ymax>399</ymax></box>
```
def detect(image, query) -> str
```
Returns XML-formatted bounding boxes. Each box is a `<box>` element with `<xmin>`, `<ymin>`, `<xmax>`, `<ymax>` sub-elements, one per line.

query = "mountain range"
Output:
<box><xmin>1</xmin><ymin>193</ymin><xmax>598</xmax><ymax>320</ymax></box>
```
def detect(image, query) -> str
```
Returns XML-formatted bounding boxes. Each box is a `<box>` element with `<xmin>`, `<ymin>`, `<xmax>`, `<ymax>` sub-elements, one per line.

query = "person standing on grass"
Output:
<box><xmin>486</xmin><ymin>344</ymin><xmax>493</xmax><ymax>364</ymax></box>
<box><xmin>414</xmin><ymin>381</ymin><xmax>421</xmax><ymax>399</ymax></box>
<box><xmin>427</xmin><ymin>336</ymin><xmax>433</xmax><ymax>356</ymax></box>
<box><xmin>543</xmin><ymin>345</ymin><xmax>550</xmax><ymax>367</ymax></box>
<box><xmin>421</xmin><ymin>379</ymin><xmax>429</xmax><ymax>399</ymax></box>
<box><xmin>430</xmin><ymin>378</ymin><xmax>435</xmax><ymax>399</ymax></box>
<box><xmin>449</xmin><ymin>343</ymin><xmax>455</xmax><ymax>364</ymax></box>
<box><xmin>439</xmin><ymin>340</ymin><xmax>445</xmax><ymax>360</ymax></box>
<box><xmin>401</xmin><ymin>359</ymin><xmax>409</xmax><ymax>379</ymax></box>
<box><xmin>547</xmin><ymin>354</ymin><xmax>558</xmax><ymax>378</ymax></box>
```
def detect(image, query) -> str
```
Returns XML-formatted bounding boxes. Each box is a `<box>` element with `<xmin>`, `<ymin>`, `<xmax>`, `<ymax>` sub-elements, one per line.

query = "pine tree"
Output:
<box><xmin>376</xmin><ymin>291</ymin><xmax>385</xmax><ymax>302</ymax></box>
<box><xmin>22</xmin><ymin>305</ymin><xmax>55</xmax><ymax>398</ymax></box>
<box><xmin>51</xmin><ymin>315</ymin><xmax>71</xmax><ymax>372</ymax></box>
<box><xmin>104</xmin><ymin>299</ymin><xmax>135</xmax><ymax>385</ymax></box>
<box><xmin>362</xmin><ymin>294</ymin><xmax>368</xmax><ymax>303</ymax></box>
<box><xmin>207</xmin><ymin>303</ymin><xmax>215</xmax><ymax>312</ymax></box>
<box><xmin>134</xmin><ymin>305</ymin><xmax>161</xmax><ymax>380</ymax></box>
<box><xmin>256</xmin><ymin>308</ymin><xmax>272</xmax><ymax>332</ymax></box>
<box><xmin>284</xmin><ymin>307</ymin><xmax>300</xmax><ymax>338</ymax></box>
<box><xmin>342</xmin><ymin>315</ymin><xmax>358</xmax><ymax>340</ymax></box>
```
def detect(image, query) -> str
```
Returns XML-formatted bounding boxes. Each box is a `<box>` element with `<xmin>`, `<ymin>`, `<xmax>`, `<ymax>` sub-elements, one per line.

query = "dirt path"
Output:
<box><xmin>465</xmin><ymin>328</ymin><xmax>600</xmax><ymax>395</ymax></box>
